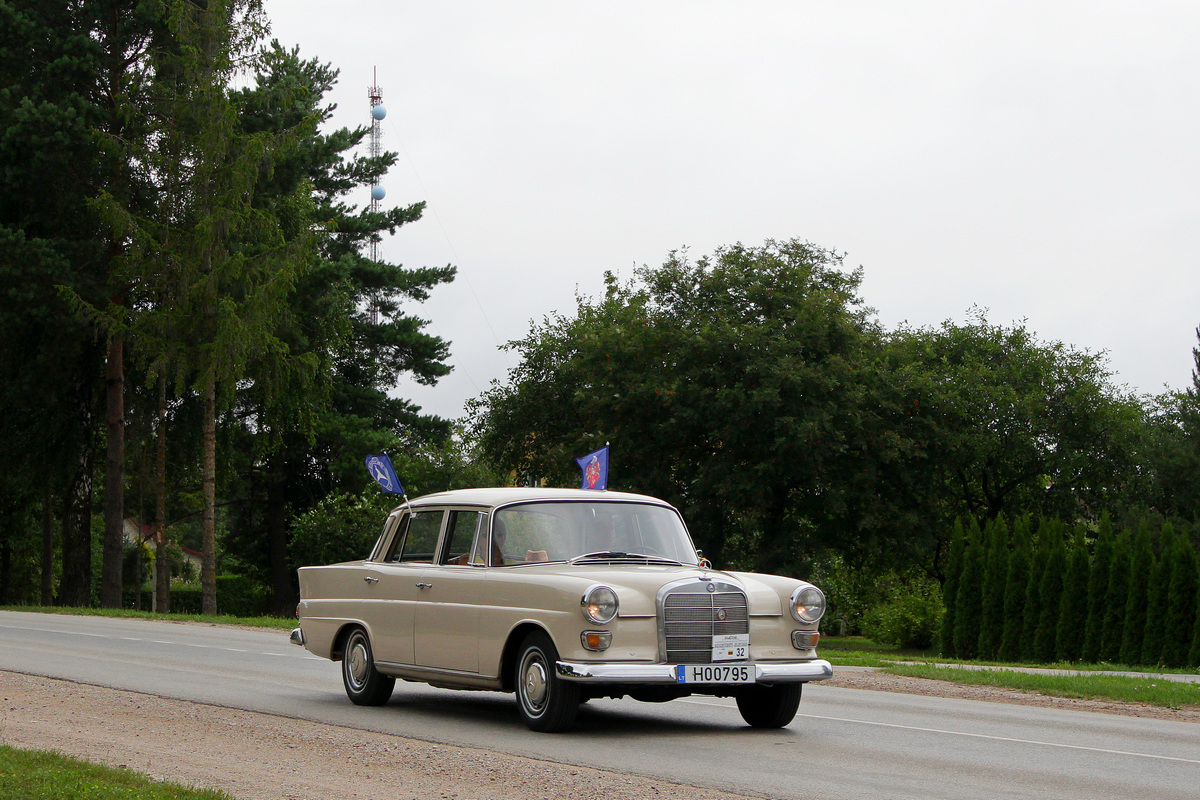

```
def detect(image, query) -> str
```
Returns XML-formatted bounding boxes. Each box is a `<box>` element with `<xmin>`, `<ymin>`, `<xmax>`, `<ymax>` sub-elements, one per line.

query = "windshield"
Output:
<box><xmin>491</xmin><ymin>501</ymin><xmax>699</xmax><ymax>565</ymax></box>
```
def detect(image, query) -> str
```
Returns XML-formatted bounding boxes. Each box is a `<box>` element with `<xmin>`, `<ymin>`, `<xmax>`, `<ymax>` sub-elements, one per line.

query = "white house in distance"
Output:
<box><xmin>122</xmin><ymin>518</ymin><xmax>203</xmax><ymax>608</ymax></box>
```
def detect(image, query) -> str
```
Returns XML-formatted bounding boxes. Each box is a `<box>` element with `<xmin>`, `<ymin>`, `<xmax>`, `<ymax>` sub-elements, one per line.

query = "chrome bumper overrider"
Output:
<box><xmin>555</xmin><ymin>659</ymin><xmax>833</xmax><ymax>684</ymax></box>
<box><xmin>289</xmin><ymin>627</ymin><xmax>305</xmax><ymax>647</ymax></box>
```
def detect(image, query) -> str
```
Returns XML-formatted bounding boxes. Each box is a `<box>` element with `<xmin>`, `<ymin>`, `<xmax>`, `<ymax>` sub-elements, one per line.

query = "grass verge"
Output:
<box><xmin>820</xmin><ymin>636</ymin><xmax>1200</xmax><ymax>709</ymax></box>
<box><xmin>884</xmin><ymin>662</ymin><xmax>1200</xmax><ymax>709</ymax></box>
<box><xmin>0</xmin><ymin>745</ymin><xmax>233</xmax><ymax>800</ymax></box>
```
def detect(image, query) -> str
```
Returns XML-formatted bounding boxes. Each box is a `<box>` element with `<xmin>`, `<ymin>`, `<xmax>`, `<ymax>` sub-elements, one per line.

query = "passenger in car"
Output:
<box><xmin>490</xmin><ymin>519</ymin><xmax>508</xmax><ymax>565</ymax></box>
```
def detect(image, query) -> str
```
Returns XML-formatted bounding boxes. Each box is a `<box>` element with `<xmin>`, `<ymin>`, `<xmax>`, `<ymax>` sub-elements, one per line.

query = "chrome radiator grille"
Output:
<box><xmin>662</xmin><ymin>588</ymin><xmax>749</xmax><ymax>664</ymax></box>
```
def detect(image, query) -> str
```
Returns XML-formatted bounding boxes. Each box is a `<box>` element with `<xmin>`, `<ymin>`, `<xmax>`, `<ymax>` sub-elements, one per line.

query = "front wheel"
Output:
<box><xmin>341</xmin><ymin>627</ymin><xmax>395</xmax><ymax>706</ymax></box>
<box><xmin>515</xmin><ymin>631</ymin><xmax>580</xmax><ymax>732</ymax></box>
<box><xmin>735</xmin><ymin>683</ymin><xmax>802</xmax><ymax>728</ymax></box>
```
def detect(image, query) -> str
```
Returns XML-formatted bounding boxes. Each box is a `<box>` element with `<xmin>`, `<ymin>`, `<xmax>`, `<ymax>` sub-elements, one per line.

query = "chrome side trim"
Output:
<box><xmin>374</xmin><ymin>661</ymin><xmax>504</xmax><ymax>691</ymax></box>
<box><xmin>556</xmin><ymin>658</ymin><xmax>833</xmax><ymax>684</ymax></box>
<box><xmin>289</xmin><ymin>627</ymin><xmax>306</xmax><ymax>647</ymax></box>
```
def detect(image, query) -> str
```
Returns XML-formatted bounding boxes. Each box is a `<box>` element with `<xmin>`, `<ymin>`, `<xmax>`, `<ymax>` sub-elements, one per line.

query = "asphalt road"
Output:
<box><xmin>2</xmin><ymin>610</ymin><xmax>1198</xmax><ymax>800</ymax></box>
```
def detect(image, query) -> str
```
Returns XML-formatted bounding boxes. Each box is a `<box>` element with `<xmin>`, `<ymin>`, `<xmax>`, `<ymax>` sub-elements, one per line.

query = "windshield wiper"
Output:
<box><xmin>569</xmin><ymin>551</ymin><xmax>683</xmax><ymax>565</ymax></box>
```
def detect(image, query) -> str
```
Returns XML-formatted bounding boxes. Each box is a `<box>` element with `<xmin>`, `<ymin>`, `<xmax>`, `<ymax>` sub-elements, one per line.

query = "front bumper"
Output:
<box><xmin>555</xmin><ymin>658</ymin><xmax>833</xmax><ymax>684</ymax></box>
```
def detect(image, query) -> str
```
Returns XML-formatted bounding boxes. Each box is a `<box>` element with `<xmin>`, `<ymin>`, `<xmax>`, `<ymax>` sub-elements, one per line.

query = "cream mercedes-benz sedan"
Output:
<box><xmin>291</xmin><ymin>487</ymin><xmax>832</xmax><ymax>732</ymax></box>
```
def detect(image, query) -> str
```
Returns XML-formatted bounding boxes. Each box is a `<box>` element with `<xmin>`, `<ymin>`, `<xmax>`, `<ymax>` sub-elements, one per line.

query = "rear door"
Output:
<box><xmin>364</xmin><ymin>509</ymin><xmax>445</xmax><ymax>666</ymax></box>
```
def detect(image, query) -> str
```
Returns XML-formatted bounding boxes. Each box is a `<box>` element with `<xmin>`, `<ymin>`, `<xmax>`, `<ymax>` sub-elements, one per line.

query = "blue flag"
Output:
<box><xmin>365</xmin><ymin>454</ymin><xmax>405</xmax><ymax>495</ymax></box>
<box><xmin>575</xmin><ymin>446</ymin><xmax>609</xmax><ymax>491</ymax></box>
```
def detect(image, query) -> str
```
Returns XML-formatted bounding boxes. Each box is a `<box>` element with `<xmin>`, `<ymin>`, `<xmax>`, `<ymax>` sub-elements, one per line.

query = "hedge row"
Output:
<box><xmin>121</xmin><ymin>575</ymin><xmax>276</xmax><ymax>617</ymax></box>
<box><xmin>940</xmin><ymin>516</ymin><xmax>1200</xmax><ymax>667</ymax></box>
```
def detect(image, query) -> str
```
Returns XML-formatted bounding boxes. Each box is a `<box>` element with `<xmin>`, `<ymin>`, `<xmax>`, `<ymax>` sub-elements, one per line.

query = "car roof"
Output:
<box><xmin>398</xmin><ymin>487</ymin><xmax>673</xmax><ymax>510</ymax></box>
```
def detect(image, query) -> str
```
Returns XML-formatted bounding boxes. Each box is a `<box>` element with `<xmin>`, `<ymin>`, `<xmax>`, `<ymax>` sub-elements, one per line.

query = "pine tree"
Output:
<box><xmin>977</xmin><ymin>518</ymin><xmax>1009</xmax><ymax>659</ymax></box>
<box><xmin>1161</xmin><ymin>529</ymin><xmax>1199</xmax><ymax>668</ymax></box>
<box><xmin>0</xmin><ymin>0</ymin><xmax>113</xmax><ymax>605</ymax></box>
<box><xmin>1055</xmin><ymin>526</ymin><xmax>1090</xmax><ymax>662</ymax></box>
<box><xmin>1142</xmin><ymin>524</ymin><xmax>1173</xmax><ymax>665</ymax></box>
<box><xmin>1033</xmin><ymin>522</ymin><xmax>1067</xmax><ymax>663</ymax></box>
<box><xmin>939</xmin><ymin>520</ymin><xmax>967</xmax><ymax>657</ymax></box>
<box><xmin>997</xmin><ymin>517</ymin><xmax>1031</xmax><ymax>662</ymax></box>
<box><xmin>1020</xmin><ymin>533</ymin><xmax>1047</xmax><ymax>662</ymax></box>
<box><xmin>223</xmin><ymin>43</ymin><xmax>455</xmax><ymax>614</ymax></box>
<box><xmin>145</xmin><ymin>0</ymin><xmax>284</xmax><ymax>614</ymax></box>
<box><xmin>1188</xmin><ymin>585</ymin><xmax>1200</xmax><ymax>668</ymax></box>
<box><xmin>1081</xmin><ymin>515</ymin><xmax>1115</xmax><ymax>662</ymax></box>
<box><xmin>1117</xmin><ymin>525</ymin><xmax>1151</xmax><ymax>665</ymax></box>
<box><xmin>953</xmin><ymin>521</ymin><xmax>985</xmax><ymax>660</ymax></box>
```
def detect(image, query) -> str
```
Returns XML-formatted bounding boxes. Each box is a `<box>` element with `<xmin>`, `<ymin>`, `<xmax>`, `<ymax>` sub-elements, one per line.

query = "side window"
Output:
<box><xmin>390</xmin><ymin>511</ymin><xmax>443</xmax><ymax>563</ymax></box>
<box><xmin>370</xmin><ymin>510</ymin><xmax>405</xmax><ymax>561</ymax></box>
<box><xmin>441</xmin><ymin>511</ymin><xmax>485</xmax><ymax>565</ymax></box>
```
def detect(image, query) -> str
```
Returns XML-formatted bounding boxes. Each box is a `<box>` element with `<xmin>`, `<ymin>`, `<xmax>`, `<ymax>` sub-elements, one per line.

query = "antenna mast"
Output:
<box><xmin>367</xmin><ymin>68</ymin><xmax>387</xmax><ymax>322</ymax></box>
<box><xmin>368</xmin><ymin>68</ymin><xmax>387</xmax><ymax>258</ymax></box>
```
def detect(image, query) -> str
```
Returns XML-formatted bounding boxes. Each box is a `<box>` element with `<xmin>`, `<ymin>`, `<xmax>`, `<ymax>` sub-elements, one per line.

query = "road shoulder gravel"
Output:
<box><xmin>0</xmin><ymin>671</ymin><xmax>758</xmax><ymax>800</ymax></box>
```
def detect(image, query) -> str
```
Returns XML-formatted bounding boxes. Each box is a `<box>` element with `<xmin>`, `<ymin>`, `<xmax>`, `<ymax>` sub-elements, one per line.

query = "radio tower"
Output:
<box><xmin>367</xmin><ymin>69</ymin><xmax>387</xmax><ymax>324</ymax></box>
<box><xmin>367</xmin><ymin>68</ymin><xmax>387</xmax><ymax>264</ymax></box>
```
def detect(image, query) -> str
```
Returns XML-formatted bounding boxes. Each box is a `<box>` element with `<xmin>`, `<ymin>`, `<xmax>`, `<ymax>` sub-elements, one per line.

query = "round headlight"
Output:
<box><xmin>581</xmin><ymin>585</ymin><xmax>619</xmax><ymax>624</ymax></box>
<box><xmin>791</xmin><ymin>585</ymin><xmax>826</xmax><ymax>624</ymax></box>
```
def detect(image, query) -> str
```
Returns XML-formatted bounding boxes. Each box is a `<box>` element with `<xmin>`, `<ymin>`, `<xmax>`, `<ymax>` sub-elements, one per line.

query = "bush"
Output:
<box><xmin>804</xmin><ymin>551</ymin><xmax>881</xmax><ymax>635</ymax></box>
<box><xmin>289</xmin><ymin>491</ymin><xmax>397</xmax><ymax>569</ymax></box>
<box><xmin>121</xmin><ymin>574</ymin><xmax>274</xmax><ymax>616</ymax></box>
<box><xmin>861</xmin><ymin>592</ymin><xmax>944</xmax><ymax>650</ymax></box>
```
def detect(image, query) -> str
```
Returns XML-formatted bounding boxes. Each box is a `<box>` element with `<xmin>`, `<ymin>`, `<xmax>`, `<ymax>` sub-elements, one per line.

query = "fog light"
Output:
<box><xmin>791</xmin><ymin>630</ymin><xmax>819</xmax><ymax>650</ymax></box>
<box><xmin>581</xmin><ymin>631</ymin><xmax>612</xmax><ymax>651</ymax></box>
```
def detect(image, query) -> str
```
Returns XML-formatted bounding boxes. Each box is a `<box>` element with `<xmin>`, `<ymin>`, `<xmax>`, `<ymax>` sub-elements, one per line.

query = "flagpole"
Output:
<box><xmin>384</xmin><ymin>451</ymin><xmax>411</xmax><ymax>512</ymax></box>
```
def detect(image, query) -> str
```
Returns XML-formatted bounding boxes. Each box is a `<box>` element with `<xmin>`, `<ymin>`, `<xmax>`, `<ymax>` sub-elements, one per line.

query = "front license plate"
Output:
<box><xmin>676</xmin><ymin>664</ymin><xmax>755</xmax><ymax>684</ymax></box>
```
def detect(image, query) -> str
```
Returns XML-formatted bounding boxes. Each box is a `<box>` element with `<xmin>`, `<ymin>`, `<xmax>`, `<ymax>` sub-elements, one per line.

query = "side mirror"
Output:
<box><xmin>696</xmin><ymin>549</ymin><xmax>712</xmax><ymax>569</ymax></box>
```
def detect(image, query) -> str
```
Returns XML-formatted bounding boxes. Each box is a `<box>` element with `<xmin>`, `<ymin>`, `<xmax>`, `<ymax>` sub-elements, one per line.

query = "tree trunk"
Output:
<box><xmin>101</xmin><ymin>332</ymin><xmax>125</xmax><ymax>608</ymax></box>
<box><xmin>60</xmin><ymin>439</ymin><xmax>94</xmax><ymax>607</ymax></box>
<box><xmin>41</xmin><ymin>486</ymin><xmax>54</xmax><ymax>606</ymax></box>
<box><xmin>267</xmin><ymin>472</ymin><xmax>293</xmax><ymax>616</ymax></box>
<box><xmin>154</xmin><ymin>377</ymin><xmax>171</xmax><ymax>614</ymax></box>
<box><xmin>0</xmin><ymin>530</ymin><xmax>9</xmax><ymax>605</ymax></box>
<box><xmin>201</xmin><ymin>373</ymin><xmax>218</xmax><ymax>615</ymax></box>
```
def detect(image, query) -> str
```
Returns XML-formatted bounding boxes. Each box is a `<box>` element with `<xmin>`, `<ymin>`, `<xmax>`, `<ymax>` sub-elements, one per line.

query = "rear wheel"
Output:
<box><xmin>735</xmin><ymin>683</ymin><xmax>802</xmax><ymax>728</ymax></box>
<box><xmin>515</xmin><ymin>631</ymin><xmax>580</xmax><ymax>732</ymax></box>
<box><xmin>341</xmin><ymin>627</ymin><xmax>395</xmax><ymax>706</ymax></box>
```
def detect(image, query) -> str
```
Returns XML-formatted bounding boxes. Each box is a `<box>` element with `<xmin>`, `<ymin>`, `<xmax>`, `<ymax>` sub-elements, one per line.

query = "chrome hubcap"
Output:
<box><xmin>348</xmin><ymin>640</ymin><xmax>369</xmax><ymax>687</ymax></box>
<box><xmin>523</xmin><ymin>656</ymin><xmax>548</xmax><ymax>709</ymax></box>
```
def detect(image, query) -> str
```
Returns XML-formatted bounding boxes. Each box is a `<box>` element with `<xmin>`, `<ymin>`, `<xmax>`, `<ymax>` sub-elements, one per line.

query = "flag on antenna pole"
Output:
<box><xmin>575</xmin><ymin>446</ymin><xmax>609</xmax><ymax>491</ymax></box>
<box><xmin>365</xmin><ymin>454</ymin><xmax>404</xmax><ymax>495</ymax></box>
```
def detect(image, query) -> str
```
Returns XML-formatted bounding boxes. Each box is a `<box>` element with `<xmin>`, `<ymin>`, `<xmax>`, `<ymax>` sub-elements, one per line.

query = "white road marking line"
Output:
<box><xmin>682</xmin><ymin>696</ymin><xmax>1198</xmax><ymax>765</ymax></box>
<box><xmin>1</xmin><ymin>622</ymin><xmax>308</xmax><ymax>658</ymax></box>
<box><xmin>795</xmin><ymin>712</ymin><xmax>1200</xmax><ymax>765</ymax></box>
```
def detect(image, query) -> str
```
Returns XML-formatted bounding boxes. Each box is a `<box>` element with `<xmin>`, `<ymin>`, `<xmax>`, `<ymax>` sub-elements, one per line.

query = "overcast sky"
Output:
<box><xmin>263</xmin><ymin>1</ymin><xmax>1200</xmax><ymax>421</ymax></box>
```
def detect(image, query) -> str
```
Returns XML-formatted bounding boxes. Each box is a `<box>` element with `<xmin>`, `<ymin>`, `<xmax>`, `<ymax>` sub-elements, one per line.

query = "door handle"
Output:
<box><xmin>363</xmin><ymin>576</ymin><xmax>379</xmax><ymax>584</ymax></box>
<box><xmin>416</xmin><ymin>582</ymin><xmax>432</xmax><ymax>589</ymax></box>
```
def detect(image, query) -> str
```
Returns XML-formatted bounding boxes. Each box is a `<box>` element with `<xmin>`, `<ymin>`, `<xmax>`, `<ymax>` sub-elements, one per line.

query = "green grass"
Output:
<box><xmin>886</xmin><ymin>663</ymin><xmax>1200</xmax><ymax>709</ymax></box>
<box><xmin>0</xmin><ymin>605</ymin><xmax>295</xmax><ymax>630</ymax></box>
<box><xmin>0</xmin><ymin>745</ymin><xmax>234</xmax><ymax>800</ymax></box>
<box><xmin>820</xmin><ymin>635</ymin><xmax>1200</xmax><ymax>709</ymax></box>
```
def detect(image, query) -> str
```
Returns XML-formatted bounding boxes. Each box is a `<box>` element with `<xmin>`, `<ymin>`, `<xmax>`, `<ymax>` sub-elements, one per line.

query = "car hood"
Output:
<box><xmin>507</xmin><ymin>562</ymin><xmax>805</xmax><ymax>617</ymax></box>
